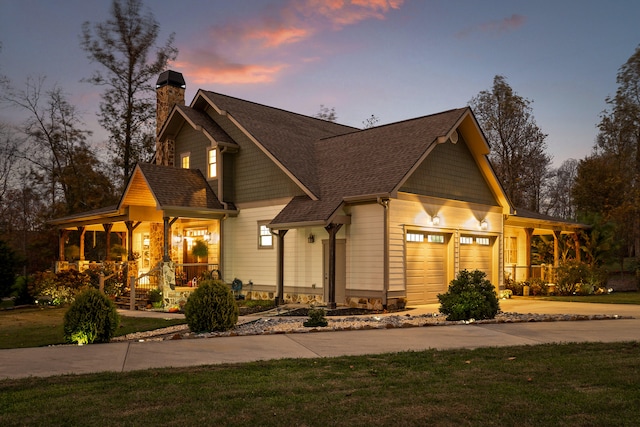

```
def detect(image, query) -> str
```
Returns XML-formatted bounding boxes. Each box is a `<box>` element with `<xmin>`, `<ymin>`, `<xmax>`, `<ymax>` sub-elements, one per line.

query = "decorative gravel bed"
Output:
<box><xmin>113</xmin><ymin>311</ymin><xmax>630</xmax><ymax>343</ymax></box>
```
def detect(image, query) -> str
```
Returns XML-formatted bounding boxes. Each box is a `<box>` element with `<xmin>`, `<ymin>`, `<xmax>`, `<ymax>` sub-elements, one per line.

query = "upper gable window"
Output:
<box><xmin>181</xmin><ymin>153</ymin><xmax>190</xmax><ymax>169</ymax></box>
<box><xmin>208</xmin><ymin>148</ymin><xmax>217</xmax><ymax>178</ymax></box>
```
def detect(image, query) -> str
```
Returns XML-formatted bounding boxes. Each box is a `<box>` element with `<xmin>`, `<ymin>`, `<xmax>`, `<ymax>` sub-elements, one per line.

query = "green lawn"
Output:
<box><xmin>533</xmin><ymin>291</ymin><xmax>640</xmax><ymax>305</ymax></box>
<box><xmin>1</xmin><ymin>342</ymin><xmax>639</xmax><ymax>426</ymax></box>
<box><xmin>0</xmin><ymin>306</ymin><xmax>186</xmax><ymax>349</ymax></box>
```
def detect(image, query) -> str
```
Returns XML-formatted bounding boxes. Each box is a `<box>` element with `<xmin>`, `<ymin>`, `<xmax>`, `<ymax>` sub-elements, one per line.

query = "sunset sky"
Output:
<box><xmin>1</xmin><ymin>0</ymin><xmax>639</xmax><ymax>166</ymax></box>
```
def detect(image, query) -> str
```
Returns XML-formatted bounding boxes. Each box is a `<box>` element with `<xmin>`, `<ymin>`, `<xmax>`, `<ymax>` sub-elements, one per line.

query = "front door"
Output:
<box><xmin>323</xmin><ymin>239</ymin><xmax>346</xmax><ymax>305</ymax></box>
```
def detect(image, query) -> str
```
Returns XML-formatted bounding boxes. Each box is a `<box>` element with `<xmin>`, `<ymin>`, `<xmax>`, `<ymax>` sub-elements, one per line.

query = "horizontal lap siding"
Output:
<box><xmin>348</xmin><ymin>204</ymin><xmax>383</xmax><ymax>292</ymax></box>
<box><xmin>223</xmin><ymin>205</ymin><xmax>284</xmax><ymax>285</ymax></box>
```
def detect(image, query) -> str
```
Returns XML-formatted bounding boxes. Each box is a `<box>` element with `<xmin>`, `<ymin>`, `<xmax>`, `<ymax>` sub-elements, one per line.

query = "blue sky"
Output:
<box><xmin>1</xmin><ymin>0</ymin><xmax>639</xmax><ymax>166</ymax></box>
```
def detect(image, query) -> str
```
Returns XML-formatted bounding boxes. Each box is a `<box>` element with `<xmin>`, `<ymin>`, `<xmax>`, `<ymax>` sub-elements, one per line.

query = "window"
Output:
<box><xmin>406</xmin><ymin>232</ymin><xmax>424</xmax><ymax>242</ymax></box>
<box><xmin>427</xmin><ymin>234</ymin><xmax>444</xmax><ymax>243</ymax></box>
<box><xmin>181</xmin><ymin>153</ymin><xmax>190</xmax><ymax>169</ymax></box>
<box><xmin>505</xmin><ymin>236</ymin><xmax>517</xmax><ymax>264</ymax></box>
<box><xmin>208</xmin><ymin>148</ymin><xmax>217</xmax><ymax>178</ymax></box>
<box><xmin>258</xmin><ymin>223</ymin><xmax>273</xmax><ymax>248</ymax></box>
<box><xmin>476</xmin><ymin>237</ymin><xmax>490</xmax><ymax>246</ymax></box>
<box><xmin>460</xmin><ymin>236</ymin><xmax>474</xmax><ymax>245</ymax></box>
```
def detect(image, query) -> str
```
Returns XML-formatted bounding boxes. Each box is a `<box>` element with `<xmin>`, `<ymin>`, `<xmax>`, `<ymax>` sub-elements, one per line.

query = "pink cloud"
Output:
<box><xmin>299</xmin><ymin>0</ymin><xmax>404</xmax><ymax>27</ymax></box>
<box><xmin>173</xmin><ymin>50</ymin><xmax>287</xmax><ymax>85</ymax></box>
<box><xmin>176</xmin><ymin>0</ymin><xmax>404</xmax><ymax>86</ymax></box>
<box><xmin>456</xmin><ymin>14</ymin><xmax>526</xmax><ymax>38</ymax></box>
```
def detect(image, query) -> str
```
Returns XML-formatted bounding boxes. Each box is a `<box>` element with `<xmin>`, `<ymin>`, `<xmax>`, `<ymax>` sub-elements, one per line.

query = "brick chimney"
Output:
<box><xmin>155</xmin><ymin>70</ymin><xmax>185</xmax><ymax>166</ymax></box>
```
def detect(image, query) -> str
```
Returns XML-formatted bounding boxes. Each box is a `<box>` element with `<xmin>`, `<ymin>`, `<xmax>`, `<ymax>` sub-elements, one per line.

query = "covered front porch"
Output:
<box><xmin>504</xmin><ymin>208</ymin><xmax>590</xmax><ymax>286</ymax></box>
<box><xmin>48</xmin><ymin>163</ymin><xmax>237</xmax><ymax>309</ymax></box>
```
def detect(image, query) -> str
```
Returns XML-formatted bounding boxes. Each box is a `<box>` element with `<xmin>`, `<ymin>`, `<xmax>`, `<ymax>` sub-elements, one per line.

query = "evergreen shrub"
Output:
<box><xmin>438</xmin><ymin>269</ymin><xmax>500</xmax><ymax>321</ymax></box>
<box><xmin>184</xmin><ymin>280</ymin><xmax>239</xmax><ymax>332</ymax></box>
<box><xmin>63</xmin><ymin>288</ymin><xmax>120</xmax><ymax>344</ymax></box>
<box><xmin>303</xmin><ymin>307</ymin><xmax>328</xmax><ymax>327</ymax></box>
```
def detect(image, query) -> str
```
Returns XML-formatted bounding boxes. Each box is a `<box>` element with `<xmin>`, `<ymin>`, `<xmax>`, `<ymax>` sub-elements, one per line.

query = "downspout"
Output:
<box><xmin>217</xmin><ymin>146</ymin><xmax>229</xmax><ymax>280</ymax></box>
<box><xmin>377</xmin><ymin>197</ymin><xmax>390</xmax><ymax>308</ymax></box>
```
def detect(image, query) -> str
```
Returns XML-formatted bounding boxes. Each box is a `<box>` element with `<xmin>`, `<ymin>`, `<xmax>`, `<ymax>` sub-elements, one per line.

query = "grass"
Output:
<box><xmin>0</xmin><ymin>306</ymin><xmax>186</xmax><ymax>349</ymax></box>
<box><xmin>532</xmin><ymin>290</ymin><xmax>640</xmax><ymax>305</ymax></box>
<box><xmin>0</xmin><ymin>341</ymin><xmax>639</xmax><ymax>426</ymax></box>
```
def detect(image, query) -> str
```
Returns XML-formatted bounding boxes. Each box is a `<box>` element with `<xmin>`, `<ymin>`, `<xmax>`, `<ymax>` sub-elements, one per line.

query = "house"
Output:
<box><xmin>50</xmin><ymin>70</ymin><xmax>587</xmax><ymax>309</ymax></box>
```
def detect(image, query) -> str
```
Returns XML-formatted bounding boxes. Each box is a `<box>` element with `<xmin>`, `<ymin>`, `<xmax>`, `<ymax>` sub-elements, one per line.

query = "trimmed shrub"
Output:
<box><xmin>438</xmin><ymin>269</ymin><xmax>500</xmax><ymax>321</ymax></box>
<box><xmin>303</xmin><ymin>307</ymin><xmax>328</xmax><ymax>327</ymax></box>
<box><xmin>184</xmin><ymin>280</ymin><xmax>239</xmax><ymax>332</ymax></box>
<box><xmin>63</xmin><ymin>289</ymin><xmax>120</xmax><ymax>344</ymax></box>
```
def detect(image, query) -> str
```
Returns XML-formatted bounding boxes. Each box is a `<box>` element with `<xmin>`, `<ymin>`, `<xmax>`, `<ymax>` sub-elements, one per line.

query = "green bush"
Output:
<box><xmin>11</xmin><ymin>276</ymin><xmax>34</xmax><ymax>305</ymax></box>
<box><xmin>63</xmin><ymin>289</ymin><xmax>120</xmax><ymax>344</ymax></box>
<box><xmin>303</xmin><ymin>307</ymin><xmax>328</xmax><ymax>327</ymax></box>
<box><xmin>184</xmin><ymin>280</ymin><xmax>239</xmax><ymax>332</ymax></box>
<box><xmin>438</xmin><ymin>269</ymin><xmax>500</xmax><ymax>321</ymax></box>
<box><xmin>31</xmin><ymin>269</ymin><xmax>94</xmax><ymax>305</ymax></box>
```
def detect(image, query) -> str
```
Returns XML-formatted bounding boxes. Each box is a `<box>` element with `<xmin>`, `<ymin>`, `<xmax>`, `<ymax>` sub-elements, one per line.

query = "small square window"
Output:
<box><xmin>476</xmin><ymin>237</ymin><xmax>490</xmax><ymax>246</ymax></box>
<box><xmin>258</xmin><ymin>223</ymin><xmax>273</xmax><ymax>249</ymax></box>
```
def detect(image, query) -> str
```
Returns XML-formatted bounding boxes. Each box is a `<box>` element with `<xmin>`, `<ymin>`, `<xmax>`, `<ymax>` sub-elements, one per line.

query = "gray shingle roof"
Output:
<box><xmin>200</xmin><ymin>91</ymin><xmax>359</xmax><ymax>197</ymax></box>
<box><xmin>271</xmin><ymin>108</ymin><xmax>469</xmax><ymax>226</ymax></box>
<box><xmin>136</xmin><ymin>163</ymin><xmax>225</xmax><ymax>210</ymax></box>
<box><xmin>175</xmin><ymin>105</ymin><xmax>236</xmax><ymax>146</ymax></box>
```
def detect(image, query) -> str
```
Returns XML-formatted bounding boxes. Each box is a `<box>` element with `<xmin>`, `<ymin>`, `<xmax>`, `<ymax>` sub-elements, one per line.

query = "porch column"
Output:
<box><xmin>103</xmin><ymin>223</ymin><xmax>113</xmax><ymax>261</ymax></box>
<box><xmin>524</xmin><ymin>228</ymin><xmax>534</xmax><ymax>280</ymax></box>
<box><xmin>58</xmin><ymin>229</ymin><xmax>70</xmax><ymax>261</ymax></box>
<box><xmin>325</xmin><ymin>223</ymin><xmax>343</xmax><ymax>310</ymax></box>
<box><xmin>275</xmin><ymin>229</ymin><xmax>288</xmax><ymax>306</ymax></box>
<box><xmin>572</xmin><ymin>232</ymin><xmax>581</xmax><ymax>263</ymax></box>
<box><xmin>163</xmin><ymin>216</ymin><xmax>179</xmax><ymax>262</ymax></box>
<box><xmin>553</xmin><ymin>230</ymin><xmax>561</xmax><ymax>268</ymax></box>
<box><xmin>78</xmin><ymin>226</ymin><xmax>86</xmax><ymax>261</ymax></box>
<box><xmin>124</xmin><ymin>221</ymin><xmax>141</xmax><ymax>261</ymax></box>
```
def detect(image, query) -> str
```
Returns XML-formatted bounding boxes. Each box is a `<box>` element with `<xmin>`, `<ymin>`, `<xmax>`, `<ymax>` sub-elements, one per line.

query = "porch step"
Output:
<box><xmin>114</xmin><ymin>292</ymin><xmax>150</xmax><ymax>310</ymax></box>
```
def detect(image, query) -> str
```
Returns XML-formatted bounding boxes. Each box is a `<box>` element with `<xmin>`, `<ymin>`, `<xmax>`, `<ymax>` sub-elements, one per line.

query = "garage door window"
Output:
<box><xmin>476</xmin><ymin>237</ymin><xmax>490</xmax><ymax>245</ymax></box>
<box><xmin>406</xmin><ymin>232</ymin><xmax>424</xmax><ymax>242</ymax></box>
<box><xmin>460</xmin><ymin>236</ymin><xmax>473</xmax><ymax>245</ymax></box>
<box><xmin>427</xmin><ymin>234</ymin><xmax>444</xmax><ymax>243</ymax></box>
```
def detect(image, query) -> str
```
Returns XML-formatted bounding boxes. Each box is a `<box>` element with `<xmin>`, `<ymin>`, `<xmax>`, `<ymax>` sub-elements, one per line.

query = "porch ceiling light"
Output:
<box><xmin>480</xmin><ymin>219</ymin><xmax>488</xmax><ymax>230</ymax></box>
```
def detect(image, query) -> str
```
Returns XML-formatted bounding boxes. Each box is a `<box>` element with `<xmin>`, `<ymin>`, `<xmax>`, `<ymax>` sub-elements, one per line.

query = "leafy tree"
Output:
<box><xmin>592</xmin><ymin>44</ymin><xmax>640</xmax><ymax>259</ymax></box>
<box><xmin>469</xmin><ymin>75</ymin><xmax>551</xmax><ymax>212</ymax></box>
<box><xmin>0</xmin><ymin>239</ymin><xmax>21</xmax><ymax>297</ymax></box>
<box><xmin>81</xmin><ymin>0</ymin><xmax>178</xmax><ymax>187</ymax></box>
<box><xmin>2</xmin><ymin>78</ymin><xmax>117</xmax><ymax>217</ymax></box>
<box><xmin>314</xmin><ymin>104</ymin><xmax>337</xmax><ymax>122</ymax></box>
<box><xmin>543</xmin><ymin>158</ymin><xmax>578</xmax><ymax>220</ymax></box>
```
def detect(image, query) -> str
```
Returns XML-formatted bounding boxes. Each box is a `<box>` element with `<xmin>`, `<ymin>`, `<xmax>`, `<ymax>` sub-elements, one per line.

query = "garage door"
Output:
<box><xmin>406</xmin><ymin>232</ymin><xmax>448</xmax><ymax>304</ymax></box>
<box><xmin>459</xmin><ymin>235</ymin><xmax>493</xmax><ymax>281</ymax></box>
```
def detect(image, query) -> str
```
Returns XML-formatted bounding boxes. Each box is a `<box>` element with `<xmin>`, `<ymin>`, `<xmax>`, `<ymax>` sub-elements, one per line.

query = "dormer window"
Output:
<box><xmin>208</xmin><ymin>148</ymin><xmax>217</xmax><ymax>178</ymax></box>
<box><xmin>181</xmin><ymin>153</ymin><xmax>190</xmax><ymax>169</ymax></box>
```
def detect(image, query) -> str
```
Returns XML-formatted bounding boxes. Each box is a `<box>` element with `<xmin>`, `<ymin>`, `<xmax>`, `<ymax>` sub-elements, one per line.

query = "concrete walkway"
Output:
<box><xmin>1</xmin><ymin>299</ymin><xmax>639</xmax><ymax>380</ymax></box>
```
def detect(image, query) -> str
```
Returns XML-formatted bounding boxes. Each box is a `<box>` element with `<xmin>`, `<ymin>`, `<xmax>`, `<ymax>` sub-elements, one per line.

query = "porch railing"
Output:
<box><xmin>174</xmin><ymin>263</ymin><xmax>220</xmax><ymax>287</ymax></box>
<box><xmin>504</xmin><ymin>264</ymin><xmax>556</xmax><ymax>283</ymax></box>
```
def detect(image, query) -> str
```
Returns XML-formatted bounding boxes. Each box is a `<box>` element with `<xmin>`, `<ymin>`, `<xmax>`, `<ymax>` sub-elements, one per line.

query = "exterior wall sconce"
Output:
<box><xmin>174</xmin><ymin>234</ymin><xmax>183</xmax><ymax>244</ymax></box>
<box><xmin>480</xmin><ymin>219</ymin><xmax>488</xmax><ymax>230</ymax></box>
<box><xmin>308</xmin><ymin>233</ymin><xmax>315</xmax><ymax>244</ymax></box>
<box><xmin>203</xmin><ymin>232</ymin><xmax>211</xmax><ymax>241</ymax></box>
<box><xmin>431</xmin><ymin>215</ymin><xmax>440</xmax><ymax>226</ymax></box>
